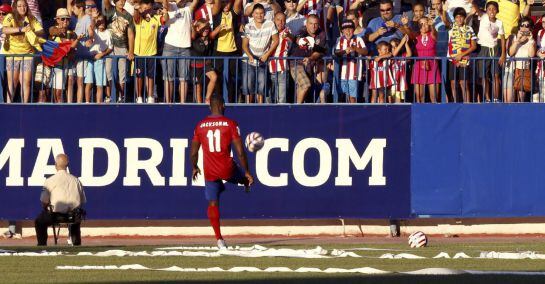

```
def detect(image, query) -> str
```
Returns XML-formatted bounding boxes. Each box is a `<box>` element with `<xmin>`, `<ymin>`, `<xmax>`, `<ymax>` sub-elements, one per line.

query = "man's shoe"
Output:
<box><xmin>217</xmin><ymin>239</ymin><xmax>227</xmax><ymax>250</ymax></box>
<box><xmin>147</xmin><ymin>96</ymin><xmax>155</xmax><ymax>103</ymax></box>
<box><xmin>136</xmin><ymin>97</ymin><xmax>143</xmax><ymax>103</ymax></box>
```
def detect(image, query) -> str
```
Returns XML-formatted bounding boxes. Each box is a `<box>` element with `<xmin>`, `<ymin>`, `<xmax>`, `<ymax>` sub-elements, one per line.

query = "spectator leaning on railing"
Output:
<box><xmin>69</xmin><ymin>0</ymin><xmax>95</xmax><ymax>103</ymax></box>
<box><xmin>103</xmin><ymin>0</ymin><xmax>136</xmax><ymax>103</ymax></box>
<box><xmin>161</xmin><ymin>0</ymin><xmax>198</xmax><ymax>104</ymax></box>
<box><xmin>447</xmin><ymin>7</ymin><xmax>477</xmax><ymax>103</ymax></box>
<box><xmin>269</xmin><ymin>11</ymin><xmax>293</xmax><ymax>104</ymax></box>
<box><xmin>411</xmin><ymin>16</ymin><xmax>441</xmax><ymax>103</ymax></box>
<box><xmin>241</xmin><ymin>3</ymin><xmax>278</xmax><ymax>104</ymax></box>
<box><xmin>475</xmin><ymin>1</ymin><xmax>505</xmax><ymax>103</ymax></box>
<box><xmin>191</xmin><ymin>18</ymin><xmax>217</xmax><ymax>103</ymax></box>
<box><xmin>89</xmin><ymin>14</ymin><xmax>113</xmax><ymax>103</ymax></box>
<box><xmin>133</xmin><ymin>0</ymin><xmax>168</xmax><ymax>103</ymax></box>
<box><xmin>2</xmin><ymin>0</ymin><xmax>45</xmax><ymax>103</ymax></box>
<box><xmin>333</xmin><ymin>19</ymin><xmax>367</xmax><ymax>104</ymax></box>
<box><xmin>369</xmin><ymin>41</ymin><xmax>393</xmax><ymax>103</ymax></box>
<box><xmin>505</xmin><ymin>17</ymin><xmax>535</xmax><ymax>103</ymax></box>
<box><xmin>47</xmin><ymin>8</ymin><xmax>80</xmax><ymax>103</ymax></box>
<box><xmin>389</xmin><ymin>34</ymin><xmax>411</xmax><ymax>103</ymax></box>
<box><xmin>290</xmin><ymin>14</ymin><xmax>328</xmax><ymax>103</ymax></box>
<box><xmin>210</xmin><ymin>0</ymin><xmax>242</xmax><ymax>103</ymax></box>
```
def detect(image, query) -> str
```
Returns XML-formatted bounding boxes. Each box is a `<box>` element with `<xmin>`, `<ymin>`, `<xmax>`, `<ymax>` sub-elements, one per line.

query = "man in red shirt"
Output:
<box><xmin>191</xmin><ymin>96</ymin><xmax>254</xmax><ymax>249</ymax></box>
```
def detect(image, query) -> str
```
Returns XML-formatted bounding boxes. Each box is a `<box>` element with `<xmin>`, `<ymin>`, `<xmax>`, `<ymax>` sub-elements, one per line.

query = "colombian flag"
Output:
<box><xmin>40</xmin><ymin>40</ymin><xmax>72</xmax><ymax>67</ymax></box>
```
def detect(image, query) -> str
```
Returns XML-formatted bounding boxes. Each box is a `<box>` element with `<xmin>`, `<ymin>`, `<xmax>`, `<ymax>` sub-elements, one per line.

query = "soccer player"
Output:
<box><xmin>190</xmin><ymin>96</ymin><xmax>254</xmax><ymax>249</ymax></box>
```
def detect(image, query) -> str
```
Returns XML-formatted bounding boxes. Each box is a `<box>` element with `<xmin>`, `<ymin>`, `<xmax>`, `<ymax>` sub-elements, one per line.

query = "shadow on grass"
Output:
<box><xmin>98</xmin><ymin>274</ymin><xmax>545</xmax><ymax>284</ymax></box>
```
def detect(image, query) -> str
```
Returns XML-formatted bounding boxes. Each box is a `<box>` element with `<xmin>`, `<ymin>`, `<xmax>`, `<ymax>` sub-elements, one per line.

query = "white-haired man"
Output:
<box><xmin>35</xmin><ymin>154</ymin><xmax>86</xmax><ymax>246</ymax></box>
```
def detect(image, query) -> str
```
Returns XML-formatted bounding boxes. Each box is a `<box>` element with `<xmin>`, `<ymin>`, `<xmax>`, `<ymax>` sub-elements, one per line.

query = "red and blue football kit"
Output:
<box><xmin>193</xmin><ymin>115</ymin><xmax>245</xmax><ymax>200</ymax></box>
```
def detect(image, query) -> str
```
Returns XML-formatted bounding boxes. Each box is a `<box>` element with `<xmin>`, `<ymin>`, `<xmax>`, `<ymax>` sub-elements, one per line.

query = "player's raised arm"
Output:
<box><xmin>190</xmin><ymin>139</ymin><xmax>202</xmax><ymax>181</ymax></box>
<box><xmin>233</xmin><ymin>138</ymin><xmax>253</xmax><ymax>186</ymax></box>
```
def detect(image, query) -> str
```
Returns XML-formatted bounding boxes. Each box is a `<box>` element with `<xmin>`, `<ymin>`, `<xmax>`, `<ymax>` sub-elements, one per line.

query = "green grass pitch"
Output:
<box><xmin>2</xmin><ymin>242</ymin><xmax>545</xmax><ymax>283</ymax></box>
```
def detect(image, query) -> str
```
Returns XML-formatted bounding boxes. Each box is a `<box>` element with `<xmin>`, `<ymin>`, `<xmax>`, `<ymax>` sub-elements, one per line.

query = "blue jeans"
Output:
<box><xmin>270</xmin><ymin>72</ymin><xmax>287</xmax><ymax>103</ymax></box>
<box><xmin>242</xmin><ymin>61</ymin><xmax>267</xmax><ymax>96</ymax></box>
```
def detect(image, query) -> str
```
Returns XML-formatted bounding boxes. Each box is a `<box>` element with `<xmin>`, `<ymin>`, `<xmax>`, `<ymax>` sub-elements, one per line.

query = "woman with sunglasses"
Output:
<box><xmin>505</xmin><ymin>17</ymin><xmax>536</xmax><ymax>102</ymax></box>
<box><xmin>2</xmin><ymin>0</ymin><xmax>45</xmax><ymax>103</ymax></box>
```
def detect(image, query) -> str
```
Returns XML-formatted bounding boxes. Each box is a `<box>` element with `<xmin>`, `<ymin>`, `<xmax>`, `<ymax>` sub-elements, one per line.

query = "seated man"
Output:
<box><xmin>35</xmin><ymin>154</ymin><xmax>86</xmax><ymax>246</ymax></box>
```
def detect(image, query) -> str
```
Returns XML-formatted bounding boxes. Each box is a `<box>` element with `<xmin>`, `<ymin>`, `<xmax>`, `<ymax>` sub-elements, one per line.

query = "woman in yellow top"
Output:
<box><xmin>2</xmin><ymin>0</ymin><xmax>44</xmax><ymax>103</ymax></box>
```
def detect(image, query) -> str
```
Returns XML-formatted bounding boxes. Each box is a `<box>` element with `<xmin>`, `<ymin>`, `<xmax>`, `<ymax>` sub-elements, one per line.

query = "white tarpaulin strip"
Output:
<box><xmin>0</xmin><ymin>246</ymin><xmax>360</xmax><ymax>258</ymax></box>
<box><xmin>5</xmin><ymin>247</ymin><xmax>545</xmax><ymax>260</ymax></box>
<box><xmin>55</xmin><ymin>265</ymin><xmax>545</xmax><ymax>275</ymax></box>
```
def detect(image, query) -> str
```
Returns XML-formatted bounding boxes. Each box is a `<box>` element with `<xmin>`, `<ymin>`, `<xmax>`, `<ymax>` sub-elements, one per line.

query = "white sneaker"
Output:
<box><xmin>217</xmin><ymin>239</ymin><xmax>227</xmax><ymax>250</ymax></box>
<box><xmin>104</xmin><ymin>96</ymin><xmax>111</xmax><ymax>103</ymax></box>
<box><xmin>67</xmin><ymin>237</ymin><xmax>73</xmax><ymax>246</ymax></box>
<box><xmin>146</xmin><ymin>96</ymin><xmax>155</xmax><ymax>103</ymax></box>
<box><xmin>136</xmin><ymin>97</ymin><xmax>143</xmax><ymax>103</ymax></box>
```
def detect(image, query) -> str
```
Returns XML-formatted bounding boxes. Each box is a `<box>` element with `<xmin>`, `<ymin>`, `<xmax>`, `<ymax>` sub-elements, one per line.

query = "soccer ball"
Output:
<box><xmin>408</xmin><ymin>231</ymin><xmax>428</xmax><ymax>248</ymax></box>
<box><xmin>245</xmin><ymin>132</ymin><xmax>265</xmax><ymax>152</ymax></box>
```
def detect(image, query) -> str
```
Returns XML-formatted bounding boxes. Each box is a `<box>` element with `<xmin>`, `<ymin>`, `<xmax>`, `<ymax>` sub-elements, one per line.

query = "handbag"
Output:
<box><xmin>514</xmin><ymin>68</ymin><xmax>532</xmax><ymax>92</ymax></box>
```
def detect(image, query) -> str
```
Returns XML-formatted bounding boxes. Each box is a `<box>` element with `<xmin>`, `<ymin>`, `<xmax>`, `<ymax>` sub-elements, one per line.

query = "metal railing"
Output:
<box><xmin>0</xmin><ymin>54</ymin><xmax>543</xmax><ymax>104</ymax></box>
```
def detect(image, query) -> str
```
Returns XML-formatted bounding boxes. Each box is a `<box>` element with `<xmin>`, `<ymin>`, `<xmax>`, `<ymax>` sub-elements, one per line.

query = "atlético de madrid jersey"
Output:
<box><xmin>192</xmin><ymin>115</ymin><xmax>241</xmax><ymax>181</ymax></box>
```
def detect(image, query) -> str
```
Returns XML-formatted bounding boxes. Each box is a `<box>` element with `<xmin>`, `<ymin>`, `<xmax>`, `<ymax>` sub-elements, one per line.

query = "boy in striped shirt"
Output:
<box><xmin>334</xmin><ymin>19</ymin><xmax>367</xmax><ymax>103</ymax></box>
<box><xmin>269</xmin><ymin>12</ymin><xmax>293</xmax><ymax>103</ymax></box>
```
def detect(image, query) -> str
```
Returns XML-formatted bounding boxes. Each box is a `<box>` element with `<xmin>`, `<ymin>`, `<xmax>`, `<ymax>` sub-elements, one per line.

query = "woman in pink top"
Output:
<box><xmin>411</xmin><ymin>18</ymin><xmax>441</xmax><ymax>103</ymax></box>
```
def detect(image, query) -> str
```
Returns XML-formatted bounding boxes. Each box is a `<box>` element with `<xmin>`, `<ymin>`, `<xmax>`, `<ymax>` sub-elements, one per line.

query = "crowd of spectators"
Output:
<box><xmin>0</xmin><ymin>0</ymin><xmax>544</xmax><ymax>103</ymax></box>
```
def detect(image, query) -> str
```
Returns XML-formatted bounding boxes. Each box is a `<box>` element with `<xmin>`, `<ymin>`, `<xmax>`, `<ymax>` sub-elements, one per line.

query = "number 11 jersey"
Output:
<box><xmin>193</xmin><ymin>115</ymin><xmax>241</xmax><ymax>181</ymax></box>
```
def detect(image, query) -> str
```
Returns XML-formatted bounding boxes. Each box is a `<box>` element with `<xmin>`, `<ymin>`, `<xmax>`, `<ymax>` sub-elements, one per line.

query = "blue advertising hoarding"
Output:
<box><xmin>411</xmin><ymin>104</ymin><xmax>545</xmax><ymax>218</ymax></box>
<box><xmin>0</xmin><ymin>105</ymin><xmax>412</xmax><ymax>220</ymax></box>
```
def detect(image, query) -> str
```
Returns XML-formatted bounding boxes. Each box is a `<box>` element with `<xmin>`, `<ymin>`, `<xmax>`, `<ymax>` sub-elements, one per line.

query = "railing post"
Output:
<box><xmin>223</xmin><ymin>57</ymin><xmax>229</xmax><ymax>103</ymax></box>
<box><xmin>441</xmin><ymin>57</ymin><xmax>447</xmax><ymax>103</ymax></box>
<box><xmin>111</xmin><ymin>56</ymin><xmax>118</xmax><ymax>103</ymax></box>
<box><xmin>332</xmin><ymin>57</ymin><xmax>339</xmax><ymax>103</ymax></box>
<box><xmin>0</xmin><ymin>55</ymin><xmax>4</xmax><ymax>103</ymax></box>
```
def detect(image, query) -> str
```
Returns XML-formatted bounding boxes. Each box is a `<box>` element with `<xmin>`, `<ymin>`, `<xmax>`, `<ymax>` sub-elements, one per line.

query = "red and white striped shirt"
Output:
<box><xmin>335</xmin><ymin>35</ymin><xmax>365</xmax><ymax>81</ymax></box>
<box><xmin>391</xmin><ymin>57</ymin><xmax>408</xmax><ymax>92</ymax></box>
<box><xmin>369</xmin><ymin>60</ymin><xmax>393</xmax><ymax>89</ymax></box>
<box><xmin>194</xmin><ymin>4</ymin><xmax>214</xmax><ymax>27</ymax></box>
<box><xmin>269</xmin><ymin>28</ymin><xmax>292</xmax><ymax>73</ymax></box>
